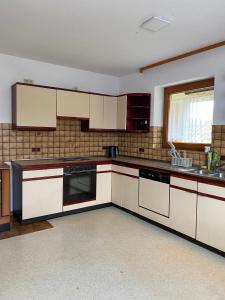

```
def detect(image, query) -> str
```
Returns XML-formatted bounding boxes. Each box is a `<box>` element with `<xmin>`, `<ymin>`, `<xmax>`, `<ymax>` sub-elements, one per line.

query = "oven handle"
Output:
<box><xmin>64</xmin><ymin>170</ymin><xmax>96</xmax><ymax>176</ymax></box>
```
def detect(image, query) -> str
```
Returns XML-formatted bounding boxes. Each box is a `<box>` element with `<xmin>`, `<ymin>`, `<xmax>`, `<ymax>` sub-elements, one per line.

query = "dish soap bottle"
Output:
<box><xmin>207</xmin><ymin>150</ymin><xmax>213</xmax><ymax>171</ymax></box>
<box><xmin>212</xmin><ymin>150</ymin><xmax>219</xmax><ymax>171</ymax></box>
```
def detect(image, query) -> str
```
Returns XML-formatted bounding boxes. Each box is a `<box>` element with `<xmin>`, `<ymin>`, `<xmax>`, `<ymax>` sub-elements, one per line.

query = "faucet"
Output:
<box><xmin>214</xmin><ymin>161</ymin><xmax>225</xmax><ymax>173</ymax></box>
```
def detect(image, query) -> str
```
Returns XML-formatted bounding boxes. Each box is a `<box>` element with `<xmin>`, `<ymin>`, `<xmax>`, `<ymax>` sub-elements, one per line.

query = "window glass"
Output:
<box><xmin>168</xmin><ymin>89</ymin><xmax>214</xmax><ymax>144</ymax></box>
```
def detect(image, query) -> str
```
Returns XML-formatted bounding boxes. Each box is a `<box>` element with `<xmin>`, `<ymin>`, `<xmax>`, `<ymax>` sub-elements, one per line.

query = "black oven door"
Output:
<box><xmin>63</xmin><ymin>166</ymin><xmax>96</xmax><ymax>205</ymax></box>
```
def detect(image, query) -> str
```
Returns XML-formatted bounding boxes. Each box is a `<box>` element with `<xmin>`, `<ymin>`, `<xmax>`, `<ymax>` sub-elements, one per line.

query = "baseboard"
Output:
<box><xmin>0</xmin><ymin>223</ymin><xmax>10</xmax><ymax>232</ymax></box>
<box><xmin>112</xmin><ymin>203</ymin><xmax>225</xmax><ymax>258</ymax></box>
<box><xmin>16</xmin><ymin>202</ymin><xmax>112</xmax><ymax>225</ymax></box>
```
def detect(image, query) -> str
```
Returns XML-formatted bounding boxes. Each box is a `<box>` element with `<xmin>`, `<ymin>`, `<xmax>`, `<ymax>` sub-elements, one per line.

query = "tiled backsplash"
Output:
<box><xmin>0</xmin><ymin>120</ymin><xmax>222</xmax><ymax>166</ymax></box>
<box><xmin>0</xmin><ymin>120</ymin><xmax>119</xmax><ymax>161</ymax></box>
<box><xmin>119</xmin><ymin>126</ymin><xmax>208</xmax><ymax>166</ymax></box>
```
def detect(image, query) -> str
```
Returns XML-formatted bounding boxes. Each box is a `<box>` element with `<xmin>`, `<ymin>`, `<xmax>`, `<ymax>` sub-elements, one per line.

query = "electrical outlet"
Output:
<box><xmin>32</xmin><ymin>148</ymin><xmax>41</xmax><ymax>152</ymax></box>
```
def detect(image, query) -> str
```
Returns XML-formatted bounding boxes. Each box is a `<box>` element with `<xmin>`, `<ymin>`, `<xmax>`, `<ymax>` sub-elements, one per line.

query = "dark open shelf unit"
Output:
<box><xmin>126</xmin><ymin>93</ymin><xmax>151</xmax><ymax>132</ymax></box>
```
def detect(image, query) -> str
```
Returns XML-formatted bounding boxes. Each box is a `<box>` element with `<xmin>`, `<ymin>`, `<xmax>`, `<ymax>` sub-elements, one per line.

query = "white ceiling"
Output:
<box><xmin>0</xmin><ymin>0</ymin><xmax>225</xmax><ymax>76</ymax></box>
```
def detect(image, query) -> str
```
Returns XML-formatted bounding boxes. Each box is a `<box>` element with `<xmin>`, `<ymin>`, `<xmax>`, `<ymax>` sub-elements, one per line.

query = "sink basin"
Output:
<box><xmin>172</xmin><ymin>167</ymin><xmax>197</xmax><ymax>172</ymax></box>
<box><xmin>191</xmin><ymin>169</ymin><xmax>215</xmax><ymax>176</ymax></box>
<box><xmin>214</xmin><ymin>172</ymin><xmax>225</xmax><ymax>179</ymax></box>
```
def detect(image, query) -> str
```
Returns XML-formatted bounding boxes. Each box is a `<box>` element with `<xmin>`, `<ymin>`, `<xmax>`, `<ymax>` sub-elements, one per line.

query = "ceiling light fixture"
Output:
<box><xmin>141</xmin><ymin>16</ymin><xmax>171</xmax><ymax>32</ymax></box>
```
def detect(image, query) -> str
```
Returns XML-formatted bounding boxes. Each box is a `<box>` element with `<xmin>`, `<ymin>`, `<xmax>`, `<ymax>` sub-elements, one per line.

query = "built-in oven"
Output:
<box><xmin>63</xmin><ymin>164</ymin><xmax>96</xmax><ymax>206</ymax></box>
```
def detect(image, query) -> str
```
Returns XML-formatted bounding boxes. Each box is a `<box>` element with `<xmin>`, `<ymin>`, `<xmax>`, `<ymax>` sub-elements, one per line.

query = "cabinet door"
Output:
<box><xmin>117</xmin><ymin>96</ymin><xmax>127</xmax><ymax>130</ymax></box>
<box><xmin>123</xmin><ymin>176</ymin><xmax>138</xmax><ymax>213</ymax></box>
<box><xmin>112</xmin><ymin>172</ymin><xmax>138</xmax><ymax>213</ymax></box>
<box><xmin>57</xmin><ymin>90</ymin><xmax>90</xmax><ymax>118</ymax></box>
<box><xmin>170</xmin><ymin>188</ymin><xmax>197</xmax><ymax>238</ymax></box>
<box><xmin>89</xmin><ymin>95</ymin><xmax>104</xmax><ymax>129</ymax></box>
<box><xmin>197</xmin><ymin>195</ymin><xmax>225</xmax><ymax>252</ymax></box>
<box><xmin>16</xmin><ymin>85</ymin><xmax>56</xmax><ymax>128</ymax></box>
<box><xmin>111</xmin><ymin>173</ymin><xmax>123</xmax><ymax>207</ymax></box>
<box><xmin>22</xmin><ymin>178</ymin><xmax>63</xmax><ymax>220</ymax></box>
<box><xmin>96</xmin><ymin>172</ymin><xmax>111</xmax><ymax>204</ymax></box>
<box><xmin>103</xmin><ymin>96</ymin><xmax>117</xmax><ymax>129</ymax></box>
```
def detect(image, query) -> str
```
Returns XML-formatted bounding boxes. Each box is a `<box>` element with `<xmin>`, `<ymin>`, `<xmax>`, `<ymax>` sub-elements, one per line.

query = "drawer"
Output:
<box><xmin>198</xmin><ymin>182</ymin><xmax>225</xmax><ymax>198</ymax></box>
<box><xmin>112</xmin><ymin>165</ymin><xmax>138</xmax><ymax>177</ymax></box>
<box><xmin>97</xmin><ymin>164</ymin><xmax>112</xmax><ymax>172</ymax></box>
<box><xmin>171</xmin><ymin>176</ymin><xmax>197</xmax><ymax>191</ymax></box>
<box><xmin>23</xmin><ymin>168</ymin><xmax>63</xmax><ymax>179</ymax></box>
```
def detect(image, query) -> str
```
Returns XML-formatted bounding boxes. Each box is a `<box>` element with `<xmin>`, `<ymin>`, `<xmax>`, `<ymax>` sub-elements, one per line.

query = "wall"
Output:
<box><xmin>0</xmin><ymin>53</ymin><xmax>120</xmax><ymax>123</ymax></box>
<box><xmin>119</xmin><ymin>47</ymin><xmax>225</xmax><ymax>126</ymax></box>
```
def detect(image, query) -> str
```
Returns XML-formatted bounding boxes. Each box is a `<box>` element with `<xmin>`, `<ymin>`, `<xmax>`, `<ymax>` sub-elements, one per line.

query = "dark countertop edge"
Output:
<box><xmin>11</xmin><ymin>157</ymin><xmax>225</xmax><ymax>187</ymax></box>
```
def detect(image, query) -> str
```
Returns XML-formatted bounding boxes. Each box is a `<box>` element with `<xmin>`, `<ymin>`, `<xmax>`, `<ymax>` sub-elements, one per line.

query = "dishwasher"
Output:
<box><xmin>139</xmin><ymin>168</ymin><xmax>170</xmax><ymax>217</ymax></box>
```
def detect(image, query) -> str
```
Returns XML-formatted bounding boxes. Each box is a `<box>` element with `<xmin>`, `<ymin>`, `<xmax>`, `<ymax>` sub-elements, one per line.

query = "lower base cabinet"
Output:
<box><xmin>112</xmin><ymin>172</ymin><xmax>138</xmax><ymax>213</ymax></box>
<box><xmin>96</xmin><ymin>172</ymin><xmax>112</xmax><ymax>204</ymax></box>
<box><xmin>22</xmin><ymin>169</ymin><xmax>63</xmax><ymax>220</ymax></box>
<box><xmin>197</xmin><ymin>195</ymin><xmax>225</xmax><ymax>252</ymax></box>
<box><xmin>170</xmin><ymin>187</ymin><xmax>197</xmax><ymax>238</ymax></box>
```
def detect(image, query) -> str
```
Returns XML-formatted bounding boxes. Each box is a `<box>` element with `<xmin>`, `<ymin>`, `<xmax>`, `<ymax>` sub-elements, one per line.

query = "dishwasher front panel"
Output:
<box><xmin>139</xmin><ymin>177</ymin><xmax>170</xmax><ymax>217</ymax></box>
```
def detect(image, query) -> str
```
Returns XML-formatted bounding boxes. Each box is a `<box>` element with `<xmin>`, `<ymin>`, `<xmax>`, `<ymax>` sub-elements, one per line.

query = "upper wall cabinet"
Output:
<box><xmin>12</xmin><ymin>84</ymin><xmax>57</xmax><ymax>130</ymax></box>
<box><xmin>57</xmin><ymin>90</ymin><xmax>90</xmax><ymax>119</ymax></box>
<box><xmin>81</xmin><ymin>93</ymin><xmax>150</xmax><ymax>132</ymax></box>
<box><xmin>89</xmin><ymin>94</ymin><xmax>104</xmax><ymax>129</ymax></box>
<box><xmin>103</xmin><ymin>96</ymin><xmax>118</xmax><ymax>130</ymax></box>
<box><xmin>117</xmin><ymin>96</ymin><xmax>127</xmax><ymax>130</ymax></box>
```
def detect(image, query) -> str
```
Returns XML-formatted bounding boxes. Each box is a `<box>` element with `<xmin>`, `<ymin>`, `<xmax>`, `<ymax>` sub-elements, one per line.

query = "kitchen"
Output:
<box><xmin>1</xmin><ymin>1</ymin><xmax>225</xmax><ymax>299</ymax></box>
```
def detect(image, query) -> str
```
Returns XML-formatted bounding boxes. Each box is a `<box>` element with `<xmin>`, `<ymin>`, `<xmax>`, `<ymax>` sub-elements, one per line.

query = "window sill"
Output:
<box><xmin>162</xmin><ymin>142</ymin><xmax>210</xmax><ymax>151</ymax></box>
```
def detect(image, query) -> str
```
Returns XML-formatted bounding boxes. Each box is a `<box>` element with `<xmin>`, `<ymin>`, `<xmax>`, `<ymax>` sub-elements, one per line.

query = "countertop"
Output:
<box><xmin>12</xmin><ymin>156</ymin><xmax>225</xmax><ymax>185</ymax></box>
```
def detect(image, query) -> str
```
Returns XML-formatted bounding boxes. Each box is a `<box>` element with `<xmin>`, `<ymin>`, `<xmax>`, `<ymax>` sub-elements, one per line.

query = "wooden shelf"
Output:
<box><xmin>129</xmin><ymin>105</ymin><xmax>149</xmax><ymax>108</ymax></box>
<box><xmin>127</xmin><ymin>117</ymin><xmax>148</xmax><ymax>120</ymax></box>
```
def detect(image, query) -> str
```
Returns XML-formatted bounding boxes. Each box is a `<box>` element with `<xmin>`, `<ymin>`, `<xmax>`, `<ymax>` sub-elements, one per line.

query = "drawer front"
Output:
<box><xmin>198</xmin><ymin>182</ymin><xmax>225</xmax><ymax>198</ymax></box>
<box><xmin>97</xmin><ymin>164</ymin><xmax>112</xmax><ymax>172</ymax></box>
<box><xmin>23</xmin><ymin>168</ymin><xmax>63</xmax><ymax>179</ymax></box>
<box><xmin>171</xmin><ymin>176</ymin><xmax>197</xmax><ymax>191</ymax></box>
<box><xmin>112</xmin><ymin>165</ymin><xmax>138</xmax><ymax>177</ymax></box>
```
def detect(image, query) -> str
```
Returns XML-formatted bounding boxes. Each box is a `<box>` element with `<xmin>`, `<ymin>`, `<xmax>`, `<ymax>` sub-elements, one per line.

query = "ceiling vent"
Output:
<box><xmin>141</xmin><ymin>16</ymin><xmax>170</xmax><ymax>32</ymax></box>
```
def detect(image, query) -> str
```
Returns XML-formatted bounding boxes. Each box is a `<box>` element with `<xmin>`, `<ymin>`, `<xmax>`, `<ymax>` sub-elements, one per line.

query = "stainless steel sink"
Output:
<box><xmin>172</xmin><ymin>167</ymin><xmax>197</xmax><ymax>172</ymax></box>
<box><xmin>191</xmin><ymin>169</ymin><xmax>215</xmax><ymax>176</ymax></box>
<box><xmin>214</xmin><ymin>172</ymin><xmax>225</xmax><ymax>179</ymax></box>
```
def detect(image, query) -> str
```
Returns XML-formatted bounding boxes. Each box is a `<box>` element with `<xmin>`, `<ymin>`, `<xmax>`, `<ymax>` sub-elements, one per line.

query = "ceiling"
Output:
<box><xmin>0</xmin><ymin>0</ymin><xmax>225</xmax><ymax>76</ymax></box>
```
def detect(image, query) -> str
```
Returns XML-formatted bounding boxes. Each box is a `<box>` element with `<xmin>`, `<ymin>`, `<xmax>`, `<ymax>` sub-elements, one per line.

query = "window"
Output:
<box><xmin>163</xmin><ymin>78</ymin><xmax>214</xmax><ymax>150</ymax></box>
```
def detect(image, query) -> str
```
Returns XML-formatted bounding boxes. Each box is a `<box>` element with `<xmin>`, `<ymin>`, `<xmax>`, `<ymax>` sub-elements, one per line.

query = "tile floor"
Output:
<box><xmin>0</xmin><ymin>207</ymin><xmax>225</xmax><ymax>300</ymax></box>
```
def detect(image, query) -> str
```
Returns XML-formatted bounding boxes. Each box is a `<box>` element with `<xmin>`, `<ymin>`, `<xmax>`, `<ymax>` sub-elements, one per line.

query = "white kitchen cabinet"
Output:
<box><xmin>96</xmin><ymin>165</ymin><xmax>112</xmax><ymax>204</ymax></box>
<box><xmin>197</xmin><ymin>183</ymin><xmax>225</xmax><ymax>252</ymax></box>
<box><xmin>103</xmin><ymin>96</ymin><xmax>117</xmax><ymax>129</ymax></box>
<box><xmin>117</xmin><ymin>96</ymin><xmax>127</xmax><ymax>130</ymax></box>
<box><xmin>122</xmin><ymin>175</ymin><xmax>139</xmax><ymax>213</ymax></box>
<box><xmin>169</xmin><ymin>176</ymin><xmax>197</xmax><ymax>238</ymax></box>
<box><xmin>111</xmin><ymin>172</ymin><xmax>123</xmax><ymax>207</ymax></box>
<box><xmin>57</xmin><ymin>90</ymin><xmax>90</xmax><ymax>119</ymax></box>
<box><xmin>112</xmin><ymin>169</ymin><xmax>138</xmax><ymax>213</ymax></box>
<box><xmin>12</xmin><ymin>84</ymin><xmax>57</xmax><ymax>129</ymax></box>
<box><xmin>22</xmin><ymin>169</ymin><xmax>63</xmax><ymax>220</ymax></box>
<box><xmin>89</xmin><ymin>95</ymin><xmax>104</xmax><ymax>129</ymax></box>
<box><xmin>170</xmin><ymin>187</ymin><xmax>197</xmax><ymax>238</ymax></box>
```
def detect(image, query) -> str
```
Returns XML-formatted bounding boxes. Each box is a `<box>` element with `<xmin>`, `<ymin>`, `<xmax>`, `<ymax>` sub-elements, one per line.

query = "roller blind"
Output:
<box><xmin>168</xmin><ymin>89</ymin><xmax>214</xmax><ymax>144</ymax></box>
